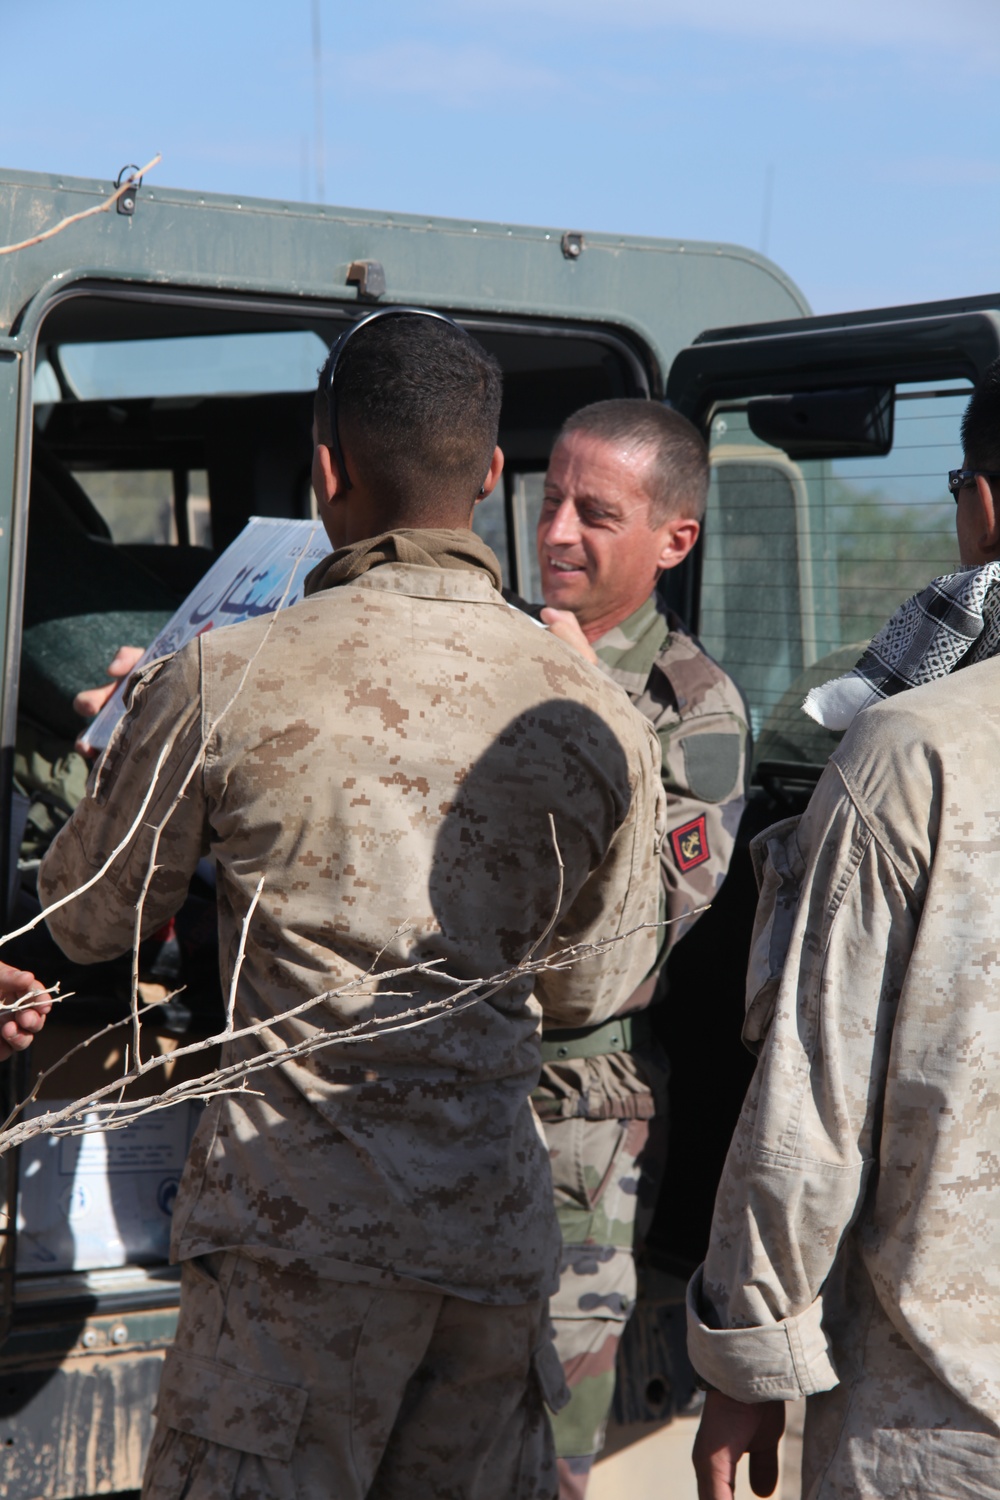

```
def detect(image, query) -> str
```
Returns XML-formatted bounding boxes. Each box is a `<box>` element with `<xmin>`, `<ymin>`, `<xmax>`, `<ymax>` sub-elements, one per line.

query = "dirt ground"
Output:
<box><xmin>591</xmin><ymin>1400</ymin><xmax>806</xmax><ymax>1500</ymax></box>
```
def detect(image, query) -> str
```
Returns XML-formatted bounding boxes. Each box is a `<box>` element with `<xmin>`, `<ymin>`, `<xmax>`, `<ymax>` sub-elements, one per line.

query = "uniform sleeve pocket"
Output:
<box><xmin>154</xmin><ymin>1346</ymin><xmax>308</xmax><ymax>1461</ymax></box>
<box><xmin>92</xmin><ymin>657</ymin><xmax>171</xmax><ymax>805</ymax></box>
<box><xmin>744</xmin><ymin>816</ymin><xmax>806</xmax><ymax>1052</ymax></box>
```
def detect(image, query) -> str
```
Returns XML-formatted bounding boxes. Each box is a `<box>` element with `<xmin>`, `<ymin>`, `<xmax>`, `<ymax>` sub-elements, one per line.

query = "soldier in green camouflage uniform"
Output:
<box><xmin>533</xmin><ymin>400</ymin><xmax>750</xmax><ymax>1498</ymax></box>
<box><xmin>39</xmin><ymin>319</ymin><xmax>666</xmax><ymax>1500</ymax></box>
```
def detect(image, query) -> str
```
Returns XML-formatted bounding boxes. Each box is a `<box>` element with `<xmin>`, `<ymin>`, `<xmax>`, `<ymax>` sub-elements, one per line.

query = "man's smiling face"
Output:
<box><xmin>537</xmin><ymin>428</ymin><xmax>696</xmax><ymax>641</ymax></box>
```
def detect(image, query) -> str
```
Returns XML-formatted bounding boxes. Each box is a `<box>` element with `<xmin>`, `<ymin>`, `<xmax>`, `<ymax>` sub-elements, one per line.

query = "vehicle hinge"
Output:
<box><xmin>346</xmin><ymin>260</ymin><xmax>386</xmax><ymax>301</ymax></box>
<box><xmin>561</xmin><ymin>231</ymin><xmax>585</xmax><ymax>261</ymax></box>
<box><xmin>115</xmin><ymin>163</ymin><xmax>144</xmax><ymax>217</ymax></box>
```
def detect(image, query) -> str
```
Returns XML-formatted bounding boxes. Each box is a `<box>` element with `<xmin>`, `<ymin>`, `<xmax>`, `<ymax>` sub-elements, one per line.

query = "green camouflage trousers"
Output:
<box><xmin>536</xmin><ymin>1048</ymin><xmax>669</xmax><ymax>1500</ymax></box>
<box><xmin>143</xmin><ymin>1252</ymin><xmax>564</xmax><ymax>1500</ymax></box>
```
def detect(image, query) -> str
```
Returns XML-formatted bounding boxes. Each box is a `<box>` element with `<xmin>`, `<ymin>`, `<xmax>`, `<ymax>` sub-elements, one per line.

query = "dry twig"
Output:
<box><xmin>0</xmin><ymin>155</ymin><xmax>163</xmax><ymax>259</ymax></box>
<box><xmin>0</xmin><ymin>547</ymin><xmax>694</xmax><ymax>1178</ymax></box>
<box><xmin>0</xmin><ymin>915</ymin><xmax>678</xmax><ymax>1155</ymax></box>
<box><xmin>227</xmin><ymin>875</ymin><xmax>265</xmax><ymax>1034</ymax></box>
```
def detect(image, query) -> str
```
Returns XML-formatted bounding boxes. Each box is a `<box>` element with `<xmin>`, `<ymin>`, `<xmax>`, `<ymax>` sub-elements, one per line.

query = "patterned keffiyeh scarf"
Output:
<box><xmin>804</xmin><ymin>562</ymin><xmax>1000</xmax><ymax>731</ymax></box>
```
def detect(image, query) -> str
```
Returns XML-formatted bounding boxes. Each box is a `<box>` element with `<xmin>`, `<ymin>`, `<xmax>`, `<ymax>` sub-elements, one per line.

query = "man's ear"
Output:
<box><xmin>312</xmin><ymin>439</ymin><xmax>353</xmax><ymax>549</ymax></box>
<box><xmin>974</xmin><ymin>474</ymin><xmax>1000</xmax><ymax>556</ymax></box>
<box><xmin>655</xmin><ymin>516</ymin><xmax>700</xmax><ymax>572</ymax></box>
<box><xmin>313</xmin><ymin>442</ymin><xmax>343</xmax><ymax>505</ymax></box>
<box><xmin>476</xmin><ymin>446</ymin><xmax>505</xmax><ymax>502</ymax></box>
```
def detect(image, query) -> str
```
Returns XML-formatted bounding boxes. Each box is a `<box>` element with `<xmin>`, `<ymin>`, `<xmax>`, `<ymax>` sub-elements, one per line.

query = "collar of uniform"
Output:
<box><xmin>304</xmin><ymin>527</ymin><xmax>503</xmax><ymax>597</ymax></box>
<box><xmin>593</xmin><ymin>593</ymin><xmax>671</xmax><ymax>695</ymax></box>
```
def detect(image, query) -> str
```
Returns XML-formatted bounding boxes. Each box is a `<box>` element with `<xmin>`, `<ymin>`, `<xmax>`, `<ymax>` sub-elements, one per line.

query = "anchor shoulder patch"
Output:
<box><xmin>670</xmin><ymin>814</ymin><xmax>710</xmax><ymax>872</ymax></box>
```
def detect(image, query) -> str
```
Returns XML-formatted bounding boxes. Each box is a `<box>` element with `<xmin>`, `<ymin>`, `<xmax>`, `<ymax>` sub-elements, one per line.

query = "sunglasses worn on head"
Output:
<box><xmin>325</xmin><ymin>306</ymin><xmax>462</xmax><ymax>491</ymax></box>
<box><xmin>948</xmin><ymin>469</ymin><xmax>1000</xmax><ymax>501</ymax></box>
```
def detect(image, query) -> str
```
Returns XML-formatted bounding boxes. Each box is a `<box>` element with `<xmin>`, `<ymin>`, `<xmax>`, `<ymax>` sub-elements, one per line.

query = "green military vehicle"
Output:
<box><xmin>0</xmin><ymin>164</ymin><xmax>995</xmax><ymax>1496</ymax></box>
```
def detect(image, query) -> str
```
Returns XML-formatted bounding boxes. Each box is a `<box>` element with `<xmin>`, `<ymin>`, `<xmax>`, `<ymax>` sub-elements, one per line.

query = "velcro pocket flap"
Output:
<box><xmin>155</xmin><ymin>1347</ymin><xmax>308</xmax><ymax>1461</ymax></box>
<box><xmin>532</xmin><ymin>1335</ymin><xmax>571</xmax><ymax>1414</ymax></box>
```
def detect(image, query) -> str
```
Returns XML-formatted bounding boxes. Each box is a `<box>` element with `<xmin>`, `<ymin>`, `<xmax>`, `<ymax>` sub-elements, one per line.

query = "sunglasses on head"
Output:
<box><xmin>948</xmin><ymin>469</ymin><xmax>1000</xmax><ymax>501</ymax></box>
<box><xmin>325</xmin><ymin>306</ymin><xmax>462</xmax><ymax>491</ymax></box>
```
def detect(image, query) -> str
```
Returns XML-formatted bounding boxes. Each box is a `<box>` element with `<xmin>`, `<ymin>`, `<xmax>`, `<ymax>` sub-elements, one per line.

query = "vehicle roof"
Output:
<box><xmin>0</xmin><ymin>166</ymin><xmax>810</xmax><ymax>384</ymax></box>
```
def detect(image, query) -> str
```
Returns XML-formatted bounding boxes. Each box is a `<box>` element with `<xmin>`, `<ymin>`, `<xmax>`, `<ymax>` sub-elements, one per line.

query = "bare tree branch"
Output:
<box><xmin>0</xmin><ymin>913</ymin><xmax>691</xmax><ymax>1156</ymax></box>
<box><xmin>0</xmin><ymin>539</ymin><xmax>698</xmax><ymax>1206</ymax></box>
<box><xmin>0</xmin><ymin>155</ymin><xmax>163</xmax><ymax>259</ymax></box>
<box><xmin>114</xmin><ymin>528</ymin><xmax>319</xmax><ymax>1064</ymax></box>
<box><xmin>227</xmin><ymin>875</ymin><xmax>264</xmax><ymax>1034</ymax></box>
<box><xmin>0</xmin><ymin>738</ymin><xmax>178</xmax><ymax>950</ymax></box>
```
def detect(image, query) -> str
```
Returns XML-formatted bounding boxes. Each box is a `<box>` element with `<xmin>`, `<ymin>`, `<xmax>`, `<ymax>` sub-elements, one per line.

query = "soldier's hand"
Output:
<box><xmin>73</xmin><ymin>644</ymin><xmax>146</xmax><ymax>721</ymax></box>
<box><xmin>692</xmin><ymin>1389</ymin><xmax>785</xmax><ymax>1499</ymax></box>
<box><xmin>539</xmin><ymin>608</ymin><xmax>599</xmax><ymax>664</ymax></box>
<box><xmin>0</xmin><ymin>964</ymin><xmax>52</xmax><ymax>1062</ymax></box>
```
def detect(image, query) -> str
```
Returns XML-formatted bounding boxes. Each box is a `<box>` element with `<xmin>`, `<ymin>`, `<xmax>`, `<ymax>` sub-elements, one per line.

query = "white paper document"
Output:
<box><xmin>80</xmin><ymin>516</ymin><xmax>330</xmax><ymax>754</ymax></box>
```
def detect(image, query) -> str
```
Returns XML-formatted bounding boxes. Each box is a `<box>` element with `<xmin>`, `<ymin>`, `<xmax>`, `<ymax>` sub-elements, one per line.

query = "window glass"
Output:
<box><xmin>71</xmin><ymin>469</ymin><xmax>213</xmax><ymax>548</ymax></box>
<box><xmin>511</xmin><ymin>472</ymin><xmax>545</xmax><ymax>602</ymax></box>
<box><xmin>471</xmin><ymin>479</ymin><xmax>510</xmax><ymax>588</ymax></box>
<box><xmin>52</xmin><ymin>331</ymin><xmax>329</xmax><ymax>402</ymax></box>
<box><xmin>701</xmin><ymin>383</ymin><xmax>969</xmax><ymax>766</ymax></box>
<box><xmin>186</xmin><ymin>472</ymin><xmax>213</xmax><ymax>548</ymax></box>
<box><xmin>33</xmin><ymin>358</ymin><xmax>62</xmax><ymax>403</ymax></box>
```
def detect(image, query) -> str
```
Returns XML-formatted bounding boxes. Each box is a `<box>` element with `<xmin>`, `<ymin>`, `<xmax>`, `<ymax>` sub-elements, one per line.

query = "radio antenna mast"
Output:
<box><xmin>312</xmin><ymin>0</ymin><xmax>325</xmax><ymax>203</ymax></box>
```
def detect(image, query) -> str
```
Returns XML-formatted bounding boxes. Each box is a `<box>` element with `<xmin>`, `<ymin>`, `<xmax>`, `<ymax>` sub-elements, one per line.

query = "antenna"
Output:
<box><xmin>312</xmin><ymin>0</ymin><xmax>325</xmax><ymax>204</ymax></box>
<box><xmin>760</xmin><ymin>164</ymin><xmax>774</xmax><ymax>258</ymax></box>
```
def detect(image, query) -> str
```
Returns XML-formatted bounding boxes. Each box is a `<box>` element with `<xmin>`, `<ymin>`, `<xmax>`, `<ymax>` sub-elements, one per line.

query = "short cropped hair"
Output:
<box><xmin>556</xmin><ymin>399</ymin><xmax>709</xmax><ymax>526</ymax></box>
<box><xmin>314</xmin><ymin>314</ymin><xmax>502</xmax><ymax>521</ymax></box>
<box><xmin>961</xmin><ymin>358</ymin><xmax>1000</xmax><ymax>471</ymax></box>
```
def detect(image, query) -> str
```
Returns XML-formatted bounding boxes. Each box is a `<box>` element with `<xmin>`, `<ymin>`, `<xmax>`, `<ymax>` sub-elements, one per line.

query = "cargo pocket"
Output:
<box><xmin>744</xmin><ymin>815</ymin><xmax>805</xmax><ymax>1053</ymax></box>
<box><xmin>144</xmin><ymin>1346</ymin><xmax>308</xmax><ymax>1500</ymax></box>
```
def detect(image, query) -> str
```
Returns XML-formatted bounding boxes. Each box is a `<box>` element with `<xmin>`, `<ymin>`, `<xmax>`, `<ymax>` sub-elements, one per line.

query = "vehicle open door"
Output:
<box><xmin>607</xmin><ymin>294</ymin><xmax>1000</xmax><ymax>1459</ymax></box>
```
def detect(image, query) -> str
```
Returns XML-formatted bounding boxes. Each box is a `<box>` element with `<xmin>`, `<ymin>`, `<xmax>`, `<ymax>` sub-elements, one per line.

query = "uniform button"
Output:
<box><xmin>556</xmin><ymin>1046</ymin><xmax>569</xmax><ymax>1058</ymax></box>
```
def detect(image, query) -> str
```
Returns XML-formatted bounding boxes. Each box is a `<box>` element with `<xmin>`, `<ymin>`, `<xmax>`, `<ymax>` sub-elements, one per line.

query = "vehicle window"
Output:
<box><xmin>71</xmin><ymin>468</ymin><xmax>212</xmax><ymax>548</ymax></box>
<box><xmin>471</xmin><ymin>478</ymin><xmax>510</xmax><ymax>588</ymax></box>
<box><xmin>53</xmin><ymin>331</ymin><xmax>329</xmax><ymax>401</ymax></box>
<box><xmin>510</xmin><ymin>472</ymin><xmax>546</xmax><ymax>601</ymax></box>
<box><xmin>701</xmin><ymin>382</ymin><xmax>970</xmax><ymax>766</ymax></box>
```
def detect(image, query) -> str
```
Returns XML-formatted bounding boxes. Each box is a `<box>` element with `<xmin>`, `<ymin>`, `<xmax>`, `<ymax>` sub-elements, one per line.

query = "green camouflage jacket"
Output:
<box><xmin>536</xmin><ymin>595</ymin><xmax>749</xmax><ymax>1123</ymax></box>
<box><xmin>594</xmin><ymin>593</ymin><xmax>749</xmax><ymax>967</ymax></box>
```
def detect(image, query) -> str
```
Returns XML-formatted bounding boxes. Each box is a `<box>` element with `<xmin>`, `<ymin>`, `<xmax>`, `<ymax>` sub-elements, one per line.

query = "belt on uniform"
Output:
<box><xmin>540</xmin><ymin>1010</ymin><xmax>652</xmax><ymax>1063</ymax></box>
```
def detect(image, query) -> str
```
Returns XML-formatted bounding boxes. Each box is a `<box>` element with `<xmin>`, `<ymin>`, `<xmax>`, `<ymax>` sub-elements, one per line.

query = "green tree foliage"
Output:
<box><xmin>829</xmin><ymin>479</ymin><xmax>957</xmax><ymax>643</ymax></box>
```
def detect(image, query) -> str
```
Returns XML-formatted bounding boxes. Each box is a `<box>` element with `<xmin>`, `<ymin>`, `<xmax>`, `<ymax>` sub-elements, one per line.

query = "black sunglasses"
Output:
<box><xmin>325</xmin><ymin>306</ymin><xmax>462</xmax><ymax>492</ymax></box>
<box><xmin>947</xmin><ymin>469</ymin><xmax>1000</xmax><ymax>501</ymax></box>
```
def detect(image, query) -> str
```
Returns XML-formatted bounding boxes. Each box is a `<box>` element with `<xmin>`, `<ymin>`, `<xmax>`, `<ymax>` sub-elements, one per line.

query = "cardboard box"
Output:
<box><xmin>15</xmin><ymin>1016</ymin><xmax>218</xmax><ymax>1273</ymax></box>
<box><xmin>16</xmin><ymin>1100</ymin><xmax>202</xmax><ymax>1272</ymax></box>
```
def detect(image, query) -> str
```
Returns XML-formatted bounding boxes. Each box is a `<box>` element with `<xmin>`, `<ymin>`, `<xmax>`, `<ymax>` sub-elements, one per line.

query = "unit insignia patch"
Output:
<box><xmin>670</xmin><ymin>814</ymin><xmax>710</xmax><ymax>872</ymax></box>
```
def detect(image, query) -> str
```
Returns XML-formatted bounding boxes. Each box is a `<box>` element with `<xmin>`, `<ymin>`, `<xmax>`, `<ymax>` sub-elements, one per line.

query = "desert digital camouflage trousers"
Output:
<box><xmin>543</xmin><ymin>1107</ymin><xmax>667</xmax><ymax>1500</ymax></box>
<box><xmin>142</xmin><ymin>1252</ymin><xmax>564</xmax><ymax>1500</ymax></box>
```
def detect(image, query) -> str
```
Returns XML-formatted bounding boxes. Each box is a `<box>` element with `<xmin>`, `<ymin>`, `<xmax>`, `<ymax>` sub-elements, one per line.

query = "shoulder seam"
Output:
<box><xmin>830</xmin><ymin>760</ymin><xmax>907</xmax><ymax>881</ymax></box>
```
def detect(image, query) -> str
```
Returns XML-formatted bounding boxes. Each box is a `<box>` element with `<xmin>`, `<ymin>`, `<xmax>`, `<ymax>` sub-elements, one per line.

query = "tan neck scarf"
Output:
<box><xmin>304</xmin><ymin>528</ymin><xmax>503</xmax><ymax>597</ymax></box>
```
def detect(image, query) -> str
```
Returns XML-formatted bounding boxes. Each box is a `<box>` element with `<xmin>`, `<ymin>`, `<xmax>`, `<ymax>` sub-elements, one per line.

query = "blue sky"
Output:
<box><xmin>2</xmin><ymin>0</ymin><xmax>998</xmax><ymax>316</ymax></box>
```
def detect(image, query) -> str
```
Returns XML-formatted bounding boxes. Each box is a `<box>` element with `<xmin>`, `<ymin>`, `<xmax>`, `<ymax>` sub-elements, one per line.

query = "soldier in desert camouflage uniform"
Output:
<box><xmin>689</xmin><ymin>360</ymin><xmax>1000</xmax><ymax>1499</ymax></box>
<box><xmin>531</xmin><ymin>401</ymin><xmax>750</xmax><ymax>1498</ymax></box>
<box><xmin>39</xmin><ymin>314</ymin><xmax>665</xmax><ymax>1500</ymax></box>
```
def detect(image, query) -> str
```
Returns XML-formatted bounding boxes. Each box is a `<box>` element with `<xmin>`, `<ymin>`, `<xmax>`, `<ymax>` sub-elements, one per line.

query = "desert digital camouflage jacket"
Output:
<box><xmin>594</xmin><ymin>594</ymin><xmax>749</xmax><ymax>972</ymax></box>
<box><xmin>688</xmin><ymin>658</ymin><xmax>1000</xmax><ymax>1440</ymax></box>
<box><xmin>39</xmin><ymin>530</ymin><xmax>664</xmax><ymax>1305</ymax></box>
